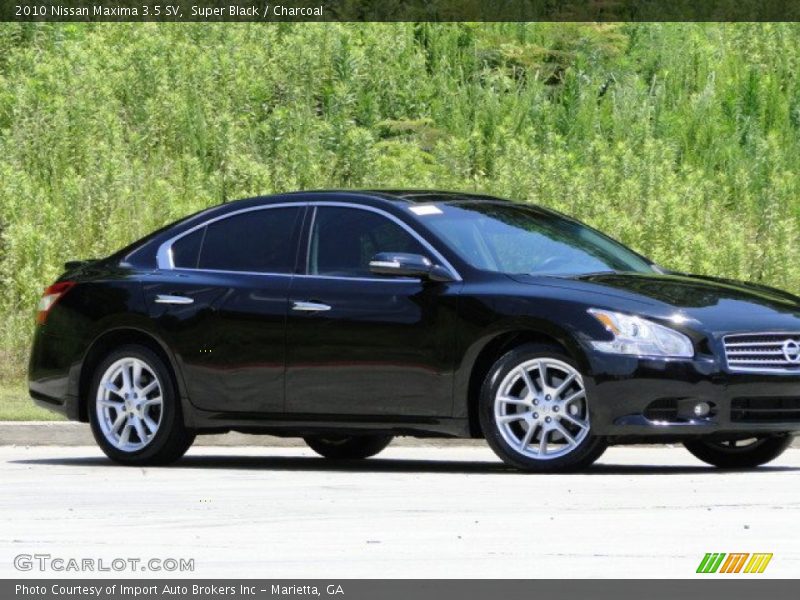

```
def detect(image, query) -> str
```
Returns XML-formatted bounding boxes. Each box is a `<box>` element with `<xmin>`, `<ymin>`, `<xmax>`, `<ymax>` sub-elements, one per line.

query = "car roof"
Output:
<box><xmin>234</xmin><ymin>189</ymin><xmax>513</xmax><ymax>207</ymax></box>
<box><xmin>352</xmin><ymin>189</ymin><xmax>510</xmax><ymax>204</ymax></box>
<box><xmin>116</xmin><ymin>189</ymin><xmax>524</xmax><ymax>268</ymax></box>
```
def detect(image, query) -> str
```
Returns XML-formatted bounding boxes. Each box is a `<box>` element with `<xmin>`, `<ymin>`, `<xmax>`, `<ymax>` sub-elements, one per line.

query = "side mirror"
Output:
<box><xmin>369</xmin><ymin>252</ymin><xmax>454</xmax><ymax>282</ymax></box>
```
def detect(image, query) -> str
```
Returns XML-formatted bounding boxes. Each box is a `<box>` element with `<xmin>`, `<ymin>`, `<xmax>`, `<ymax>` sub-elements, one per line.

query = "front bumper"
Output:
<box><xmin>586</xmin><ymin>351</ymin><xmax>800</xmax><ymax>439</ymax></box>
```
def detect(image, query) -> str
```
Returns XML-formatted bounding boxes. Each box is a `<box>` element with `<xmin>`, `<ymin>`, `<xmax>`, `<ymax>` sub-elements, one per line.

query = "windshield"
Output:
<box><xmin>417</xmin><ymin>202</ymin><xmax>656</xmax><ymax>276</ymax></box>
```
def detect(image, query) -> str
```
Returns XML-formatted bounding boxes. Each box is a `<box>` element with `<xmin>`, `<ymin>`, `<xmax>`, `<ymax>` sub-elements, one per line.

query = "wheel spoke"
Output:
<box><xmin>118</xmin><ymin>422</ymin><xmax>132</xmax><ymax>446</ymax></box>
<box><xmin>132</xmin><ymin>417</ymin><xmax>147</xmax><ymax>443</ymax></box>
<box><xmin>120</xmin><ymin>364</ymin><xmax>132</xmax><ymax>393</ymax></box>
<box><xmin>139</xmin><ymin>380</ymin><xmax>158</xmax><ymax>396</ymax></box>
<box><xmin>519</xmin><ymin>424</ymin><xmax>536</xmax><ymax>450</ymax></box>
<box><xmin>100</xmin><ymin>398</ymin><xmax>124</xmax><ymax>409</ymax></box>
<box><xmin>537</xmin><ymin>427</ymin><xmax>549</xmax><ymax>456</ymax></box>
<box><xmin>142</xmin><ymin>396</ymin><xmax>162</xmax><ymax>408</ymax></box>
<box><xmin>562</xmin><ymin>389</ymin><xmax>585</xmax><ymax>405</ymax></box>
<box><xmin>538</xmin><ymin>362</ymin><xmax>548</xmax><ymax>391</ymax></box>
<box><xmin>498</xmin><ymin>395</ymin><xmax>529</xmax><ymax>407</ymax></box>
<box><xmin>519</xmin><ymin>369</ymin><xmax>536</xmax><ymax>398</ymax></box>
<box><xmin>103</xmin><ymin>382</ymin><xmax>123</xmax><ymax>397</ymax></box>
<box><xmin>559</xmin><ymin>412</ymin><xmax>588</xmax><ymax>430</ymax></box>
<box><xmin>142</xmin><ymin>415</ymin><xmax>159</xmax><ymax>434</ymax></box>
<box><xmin>111</xmin><ymin>411</ymin><xmax>127</xmax><ymax>433</ymax></box>
<box><xmin>552</xmin><ymin>421</ymin><xmax>576</xmax><ymax>445</ymax></box>
<box><xmin>497</xmin><ymin>413</ymin><xmax>527</xmax><ymax>425</ymax></box>
<box><xmin>132</xmin><ymin>361</ymin><xmax>143</xmax><ymax>389</ymax></box>
<box><xmin>554</xmin><ymin>373</ymin><xmax>576</xmax><ymax>398</ymax></box>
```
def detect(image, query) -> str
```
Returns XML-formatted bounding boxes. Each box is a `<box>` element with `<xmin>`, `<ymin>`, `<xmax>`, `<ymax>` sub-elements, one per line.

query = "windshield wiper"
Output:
<box><xmin>541</xmin><ymin>270</ymin><xmax>619</xmax><ymax>278</ymax></box>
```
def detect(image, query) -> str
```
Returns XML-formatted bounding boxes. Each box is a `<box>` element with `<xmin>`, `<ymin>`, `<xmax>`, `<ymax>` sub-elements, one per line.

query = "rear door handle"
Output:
<box><xmin>292</xmin><ymin>301</ymin><xmax>332</xmax><ymax>312</ymax></box>
<box><xmin>155</xmin><ymin>294</ymin><xmax>194</xmax><ymax>305</ymax></box>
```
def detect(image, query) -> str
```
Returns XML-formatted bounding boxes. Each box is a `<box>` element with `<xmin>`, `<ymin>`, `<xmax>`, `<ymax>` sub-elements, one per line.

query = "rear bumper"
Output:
<box><xmin>587</xmin><ymin>351</ymin><xmax>800</xmax><ymax>438</ymax></box>
<box><xmin>28</xmin><ymin>328</ymin><xmax>83</xmax><ymax>421</ymax></box>
<box><xmin>29</xmin><ymin>389</ymin><xmax>79</xmax><ymax>420</ymax></box>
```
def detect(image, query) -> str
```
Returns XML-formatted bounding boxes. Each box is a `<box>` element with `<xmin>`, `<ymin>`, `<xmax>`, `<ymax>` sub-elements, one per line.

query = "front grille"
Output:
<box><xmin>731</xmin><ymin>397</ymin><xmax>800</xmax><ymax>422</ymax></box>
<box><xmin>723</xmin><ymin>333</ymin><xmax>800</xmax><ymax>372</ymax></box>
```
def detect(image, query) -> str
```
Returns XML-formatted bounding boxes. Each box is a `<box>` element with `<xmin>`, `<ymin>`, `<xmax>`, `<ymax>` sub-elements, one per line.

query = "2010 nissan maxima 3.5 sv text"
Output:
<box><xmin>28</xmin><ymin>190</ymin><xmax>800</xmax><ymax>471</ymax></box>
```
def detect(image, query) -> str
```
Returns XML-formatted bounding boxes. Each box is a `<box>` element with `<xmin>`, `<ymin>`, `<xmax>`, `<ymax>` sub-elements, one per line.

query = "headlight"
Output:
<box><xmin>588</xmin><ymin>309</ymin><xmax>694</xmax><ymax>358</ymax></box>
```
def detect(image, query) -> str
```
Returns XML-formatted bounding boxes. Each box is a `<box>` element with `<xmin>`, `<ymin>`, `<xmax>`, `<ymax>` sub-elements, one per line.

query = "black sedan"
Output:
<box><xmin>28</xmin><ymin>190</ymin><xmax>800</xmax><ymax>471</ymax></box>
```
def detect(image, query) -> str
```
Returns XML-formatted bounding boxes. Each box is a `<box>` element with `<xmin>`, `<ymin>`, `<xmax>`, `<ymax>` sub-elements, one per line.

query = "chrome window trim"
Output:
<box><xmin>156</xmin><ymin>200</ymin><xmax>462</xmax><ymax>282</ymax></box>
<box><xmin>167</xmin><ymin>267</ymin><xmax>295</xmax><ymax>278</ymax></box>
<box><xmin>722</xmin><ymin>332</ymin><xmax>800</xmax><ymax>374</ymax></box>
<box><xmin>305</xmin><ymin>205</ymin><xmax>319</xmax><ymax>276</ymax></box>
<box><xmin>164</xmin><ymin>268</ymin><xmax>422</xmax><ymax>284</ymax></box>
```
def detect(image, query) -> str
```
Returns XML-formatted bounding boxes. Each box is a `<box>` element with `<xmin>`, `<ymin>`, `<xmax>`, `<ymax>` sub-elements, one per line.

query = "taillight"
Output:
<box><xmin>36</xmin><ymin>281</ymin><xmax>76</xmax><ymax>325</ymax></box>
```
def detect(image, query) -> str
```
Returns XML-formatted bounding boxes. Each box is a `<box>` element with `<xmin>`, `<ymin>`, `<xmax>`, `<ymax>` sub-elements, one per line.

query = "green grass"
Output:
<box><xmin>0</xmin><ymin>382</ymin><xmax>64</xmax><ymax>421</ymax></box>
<box><xmin>2</xmin><ymin>22</ymin><xmax>800</xmax><ymax>387</ymax></box>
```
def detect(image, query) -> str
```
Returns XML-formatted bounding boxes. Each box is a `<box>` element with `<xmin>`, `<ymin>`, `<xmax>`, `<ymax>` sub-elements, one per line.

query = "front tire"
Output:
<box><xmin>88</xmin><ymin>344</ymin><xmax>195</xmax><ymax>466</ymax></box>
<box><xmin>304</xmin><ymin>434</ymin><xmax>393</xmax><ymax>459</ymax></box>
<box><xmin>684</xmin><ymin>435</ymin><xmax>793</xmax><ymax>469</ymax></box>
<box><xmin>479</xmin><ymin>344</ymin><xmax>607</xmax><ymax>472</ymax></box>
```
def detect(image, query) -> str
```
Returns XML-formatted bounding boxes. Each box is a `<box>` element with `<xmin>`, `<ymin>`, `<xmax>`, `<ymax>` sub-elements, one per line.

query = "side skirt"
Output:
<box><xmin>187</xmin><ymin>410</ymin><xmax>472</xmax><ymax>439</ymax></box>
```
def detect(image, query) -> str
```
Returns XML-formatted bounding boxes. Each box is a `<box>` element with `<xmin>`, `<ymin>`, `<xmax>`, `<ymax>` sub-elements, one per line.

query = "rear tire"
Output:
<box><xmin>88</xmin><ymin>344</ymin><xmax>194</xmax><ymax>466</ymax></box>
<box><xmin>684</xmin><ymin>435</ymin><xmax>793</xmax><ymax>468</ymax></box>
<box><xmin>479</xmin><ymin>343</ymin><xmax>607</xmax><ymax>472</ymax></box>
<box><xmin>304</xmin><ymin>434</ymin><xmax>393</xmax><ymax>459</ymax></box>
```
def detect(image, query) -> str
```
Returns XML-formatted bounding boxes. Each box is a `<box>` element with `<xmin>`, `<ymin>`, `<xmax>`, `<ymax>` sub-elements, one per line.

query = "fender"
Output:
<box><xmin>73</xmin><ymin>318</ymin><xmax>196</xmax><ymax>428</ymax></box>
<box><xmin>451</xmin><ymin>312</ymin><xmax>591</xmax><ymax>421</ymax></box>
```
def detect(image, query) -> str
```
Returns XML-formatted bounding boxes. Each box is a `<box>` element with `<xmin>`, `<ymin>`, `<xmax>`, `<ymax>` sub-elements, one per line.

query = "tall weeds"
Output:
<box><xmin>1</xmin><ymin>22</ymin><xmax>800</xmax><ymax>379</ymax></box>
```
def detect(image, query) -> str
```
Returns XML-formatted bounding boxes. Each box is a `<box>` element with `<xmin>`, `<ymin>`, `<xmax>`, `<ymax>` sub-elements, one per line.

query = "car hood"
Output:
<box><xmin>510</xmin><ymin>272</ymin><xmax>800</xmax><ymax>334</ymax></box>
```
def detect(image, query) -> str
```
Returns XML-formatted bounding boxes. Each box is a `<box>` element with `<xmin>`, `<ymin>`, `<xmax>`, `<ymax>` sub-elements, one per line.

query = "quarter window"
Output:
<box><xmin>308</xmin><ymin>207</ymin><xmax>428</xmax><ymax>277</ymax></box>
<box><xmin>173</xmin><ymin>207</ymin><xmax>302</xmax><ymax>273</ymax></box>
<box><xmin>171</xmin><ymin>227</ymin><xmax>204</xmax><ymax>269</ymax></box>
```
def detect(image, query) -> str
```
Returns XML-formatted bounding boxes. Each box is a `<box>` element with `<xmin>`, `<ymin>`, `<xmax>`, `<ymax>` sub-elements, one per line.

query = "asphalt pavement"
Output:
<box><xmin>1</xmin><ymin>444</ymin><xmax>798</xmax><ymax>578</ymax></box>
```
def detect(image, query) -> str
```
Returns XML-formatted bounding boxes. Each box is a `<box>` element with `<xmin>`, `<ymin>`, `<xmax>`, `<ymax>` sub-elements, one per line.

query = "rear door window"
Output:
<box><xmin>191</xmin><ymin>207</ymin><xmax>302</xmax><ymax>273</ymax></box>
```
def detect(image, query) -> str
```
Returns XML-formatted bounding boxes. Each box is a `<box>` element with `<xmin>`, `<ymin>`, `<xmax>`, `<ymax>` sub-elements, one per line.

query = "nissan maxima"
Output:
<box><xmin>28</xmin><ymin>190</ymin><xmax>800</xmax><ymax>471</ymax></box>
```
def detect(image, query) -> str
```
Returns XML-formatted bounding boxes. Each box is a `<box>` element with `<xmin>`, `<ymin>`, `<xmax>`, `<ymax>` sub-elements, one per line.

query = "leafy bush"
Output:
<box><xmin>2</xmin><ymin>22</ymin><xmax>800</xmax><ymax>380</ymax></box>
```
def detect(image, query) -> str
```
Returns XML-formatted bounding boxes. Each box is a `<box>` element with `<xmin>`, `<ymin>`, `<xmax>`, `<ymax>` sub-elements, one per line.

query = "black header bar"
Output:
<box><xmin>4</xmin><ymin>1</ymin><xmax>800</xmax><ymax>22</ymax></box>
<box><xmin>4</xmin><ymin>579</ymin><xmax>800</xmax><ymax>600</ymax></box>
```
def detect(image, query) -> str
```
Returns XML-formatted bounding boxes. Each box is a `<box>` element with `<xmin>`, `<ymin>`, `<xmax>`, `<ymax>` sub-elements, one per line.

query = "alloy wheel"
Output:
<box><xmin>494</xmin><ymin>358</ymin><xmax>590</xmax><ymax>460</ymax></box>
<box><xmin>95</xmin><ymin>357</ymin><xmax>163</xmax><ymax>452</ymax></box>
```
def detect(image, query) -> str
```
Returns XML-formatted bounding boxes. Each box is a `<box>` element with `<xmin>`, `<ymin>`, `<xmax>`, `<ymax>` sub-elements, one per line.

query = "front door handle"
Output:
<box><xmin>292</xmin><ymin>301</ymin><xmax>332</xmax><ymax>312</ymax></box>
<box><xmin>155</xmin><ymin>294</ymin><xmax>194</xmax><ymax>305</ymax></box>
